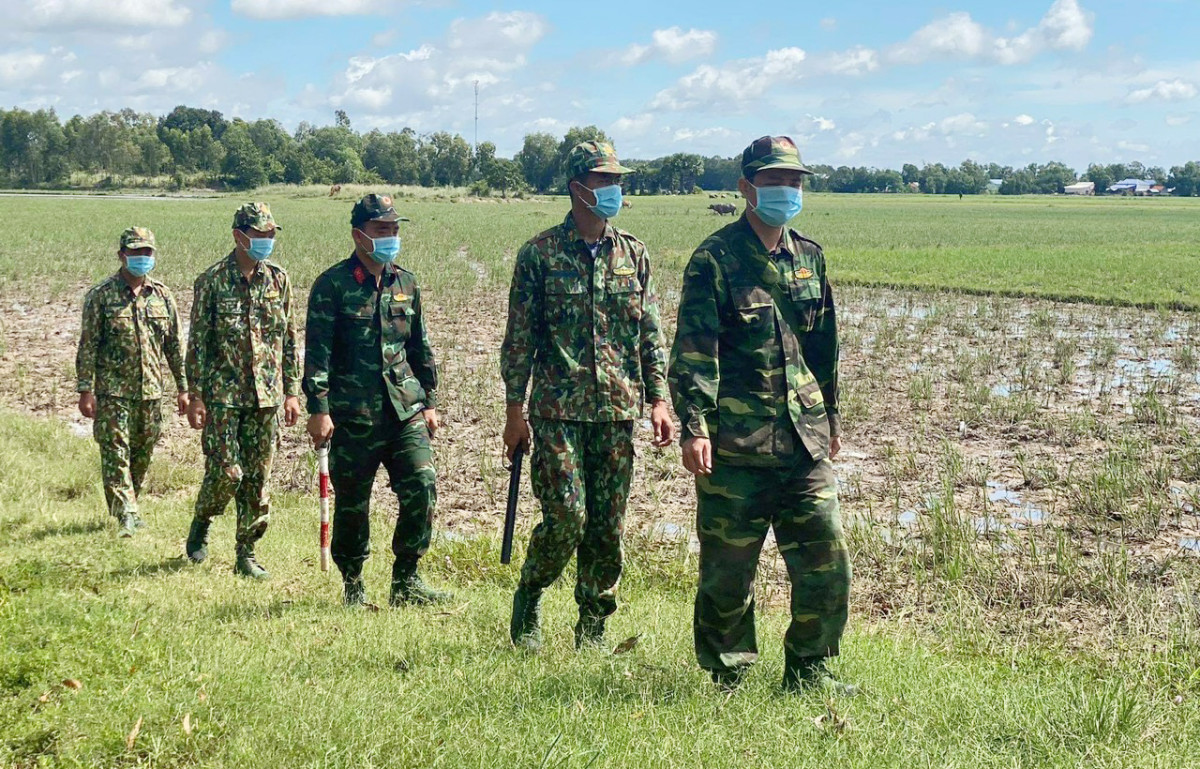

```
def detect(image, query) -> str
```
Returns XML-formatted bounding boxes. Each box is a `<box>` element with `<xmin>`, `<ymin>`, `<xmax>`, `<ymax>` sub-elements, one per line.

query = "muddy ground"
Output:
<box><xmin>5</xmin><ymin>276</ymin><xmax>1200</xmax><ymax>652</ymax></box>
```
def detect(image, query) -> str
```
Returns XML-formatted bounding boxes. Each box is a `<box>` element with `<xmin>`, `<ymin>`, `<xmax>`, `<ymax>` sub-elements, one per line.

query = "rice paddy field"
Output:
<box><xmin>2</xmin><ymin>189</ymin><xmax>1200</xmax><ymax>767</ymax></box>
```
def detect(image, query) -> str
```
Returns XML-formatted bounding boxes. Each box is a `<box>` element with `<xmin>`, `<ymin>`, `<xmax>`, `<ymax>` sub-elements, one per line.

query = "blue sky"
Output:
<box><xmin>2</xmin><ymin>0</ymin><xmax>1198</xmax><ymax>169</ymax></box>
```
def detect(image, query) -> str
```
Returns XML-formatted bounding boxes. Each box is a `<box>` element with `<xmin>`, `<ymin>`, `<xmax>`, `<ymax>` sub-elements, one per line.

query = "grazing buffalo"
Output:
<box><xmin>621</xmin><ymin>199</ymin><xmax>632</xmax><ymax>209</ymax></box>
<box><xmin>329</xmin><ymin>184</ymin><xmax>342</xmax><ymax>197</ymax></box>
<box><xmin>708</xmin><ymin>203</ymin><xmax>737</xmax><ymax>216</ymax></box>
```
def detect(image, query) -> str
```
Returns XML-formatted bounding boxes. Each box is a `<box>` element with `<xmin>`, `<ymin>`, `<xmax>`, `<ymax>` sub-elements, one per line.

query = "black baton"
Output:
<box><xmin>501</xmin><ymin>446</ymin><xmax>524</xmax><ymax>565</ymax></box>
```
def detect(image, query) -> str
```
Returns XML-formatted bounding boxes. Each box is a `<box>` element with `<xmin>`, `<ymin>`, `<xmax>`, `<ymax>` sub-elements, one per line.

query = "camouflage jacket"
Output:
<box><xmin>303</xmin><ymin>254</ymin><xmax>437</xmax><ymax>424</ymax></box>
<box><xmin>501</xmin><ymin>213</ymin><xmax>669</xmax><ymax>422</ymax></box>
<box><xmin>668</xmin><ymin>215</ymin><xmax>840</xmax><ymax>466</ymax></box>
<box><xmin>75</xmin><ymin>273</ymin><xmax>186</xmax><ymax>400</ymax></box>
<box><xmin>186</xmin><ymin>253</ymin><xmax>299</xmax><ymax>408</ymax></box>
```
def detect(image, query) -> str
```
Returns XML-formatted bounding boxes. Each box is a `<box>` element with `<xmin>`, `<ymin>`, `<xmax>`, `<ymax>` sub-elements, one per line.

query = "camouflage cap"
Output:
<box><xmin>741</xmin><ymin>135</ymin><xmax>812</xmax><ymax>179</ymax></box>
<box><xmin>119</xmin><ymin>226</ymin><xmax>155</xmax><ymax>251</ymax></box>
<box><xmin>567</xmin><ymin>141</ymin><xmax>634</xmax><ymax>179</ymax></box>
<box><xmin>232</xmin><ymin>201</ymin><xmax>281</xmax><ymax>231</ymax></box>
<box><xmin>350</xmin><ymin>193</ymin><xmax>409</xmax><ymax>227</ymax></box>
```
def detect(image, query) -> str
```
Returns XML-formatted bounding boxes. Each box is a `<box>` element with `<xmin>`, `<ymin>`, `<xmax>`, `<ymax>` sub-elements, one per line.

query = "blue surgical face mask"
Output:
<box><xmin>751</xmin><ymin>185</ymin><xmax>803</xmax><ymax>227</ymax></box>
<box><xmin>245</xmin><ymin>236</ymin><xmax>275</xmax><ymax>261</ymax></box>
<box><xmin>581</xmin><ymin>183</ymin><xmax>623</xmax><ymax>219</ymax></box>
<box><xmin>359</xmin><ymin>231</ymin><xmax>401</xmax><ymax>264</ymax></box>
<box><xmin>124</xmin><ymin>255</ymin><xmax>155</xmax><ymax>277</ymax></box>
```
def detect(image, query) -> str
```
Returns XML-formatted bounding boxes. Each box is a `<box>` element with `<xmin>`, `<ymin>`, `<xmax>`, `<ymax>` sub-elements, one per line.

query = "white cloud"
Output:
<box><xmin>888</xmin><ymin>0</ymin><xmax>1093</xmax><ymax>66</ymax></box>
<box><xmin>820</xmin><ymin>46</ymin><xmax>879</xmax><ymax>76</ymax></box>
<box><xmin>231</xmin><ymin>0</ymin><xmax>401</xmax><ymax>20</ymax></box>
<box><xmin>671</xmin><ymin>126</ymin><xmax>737</xmax><ymax>142</ymax></box>
<box><xmin>1014</xmin><ymin>114</ymin><xmax>1036</xmax><ymax>125</ymax></box>
<box><xmin>1117</xmin><ymin>140</ymin><xmax>1150</xmax><ymax>153</ymax></box>
<box><xmin>327</xmin><ymin>12</ymin><xmax>550</xmax><ymax>130</ymax></box>
<box><xmin>1166</xmin><ymin>114</ymin><xmax>1192</xmax><ymax>127</ymax></box>
<box><xmin>24</xmin><ymin>0</ymin><xmax>191</xmax><ymax>28</ymax></box>
<box><xmin>1126</xmin><ymin>78</ymin><xmax>1197</xmax><ymax>103</ymax></box>
<box><xmin>819</xmin><ymin>18</ymin><xmax>837</xmax><ymax>31</ymax></box>
<box><xmin>939</xmin><ymin>112</ymin><xmax>988</xmax><ymax>136</ymax></box>
<box><xmin>620</xmin><ymin>27</ymin><xmax>717</xmax><ymax>66</ymax></box>
<box><xmin>0</xmin><ymin>51</ymin><xmax>49</xmax><ymax>85</ymax></box>
<box><xmin>649</xmin><ymin>47</ymin><xmax>807</xmax><ymax>111</ymax></box>
<box><xmin>133</xmin><ymin>64</ymin><xmax>211</xmax><ymax>92</ymax></box>
<box><xmin>808</xmin><ymin>115</ymin><xmax>837</xmax><ymax>131</ymax></box>
<box><xmin>612</xmin><ymin>114</ymin><xmax>654</xmax><ymax>135</ymax></box>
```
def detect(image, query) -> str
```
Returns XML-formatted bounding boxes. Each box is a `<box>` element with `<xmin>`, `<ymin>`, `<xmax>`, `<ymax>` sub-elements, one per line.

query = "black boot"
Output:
<box><xmin>185</xmin><ymin>517</ymin><xmax>211</xmax><ymax>562</ymax></box>
<box><xmin>782</xmin><ymin>653</ymin><xmax>858</xmax><ymax>697</ymax></box>
<box><xmin>340</xmin><ymin>561</ymin><xmax>366</xmax><ymax>606</ymax></box>
<box><xmin>510</xmin><ymin>585</ymin><xmax>543</xmax><ymax>651</ymax></box>
<box><xmin>574</xmin><ymin>614</ymin><xmax>607</xmax><ymax>650</ymax></box>
<box><xmin>389</xmin><ymin>560</ymin><xmax>451</xmax><ymax>606</ymax></box>
<box><xmin>234</xmin><ymin>543</ymin><xmax>270</xmax><ymax>580</ymax></box>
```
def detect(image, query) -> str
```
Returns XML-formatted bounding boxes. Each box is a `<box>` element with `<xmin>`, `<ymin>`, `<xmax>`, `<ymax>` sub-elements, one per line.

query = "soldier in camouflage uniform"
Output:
<box><xmin>668</xmin><ymin>136</ymin><xmax>854</xmax><ymax>694</ymax></box>
<box><xmin>502</xmin><ymin>141</ymin><xmax>674</xmax><ymax>651</ymax></box>
<box><xmin>184</xmin><ymin>203</ymin><xmax>301</xmax><ymax>579</ymax></box>
<box><xmin>76</xmin><ymin>227</ymin><xmax>188</xmax><ymax>537</ymax></box>
<box><xmin>304</xmin><ymin>193</ymin><xmax>450</xmax><ymax>608</ymax></box>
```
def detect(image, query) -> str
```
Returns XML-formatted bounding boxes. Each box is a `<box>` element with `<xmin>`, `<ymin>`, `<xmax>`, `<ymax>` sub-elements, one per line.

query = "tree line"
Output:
<box><xmin>2</xmin><ymin>105</ymin><xmax>1199</xmax><ymax>197</ymax></box>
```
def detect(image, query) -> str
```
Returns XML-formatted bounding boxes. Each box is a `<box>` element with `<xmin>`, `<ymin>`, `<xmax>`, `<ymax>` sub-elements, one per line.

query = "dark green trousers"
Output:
<box><xmin>328</xmin><ymin>408</ymin><xmax>436</xmax><ymax>572</ymax></box>
<box><xmin>694</xmin><ymin>449</ymin><xmax>850</xmax><ymax>674</ymax></box>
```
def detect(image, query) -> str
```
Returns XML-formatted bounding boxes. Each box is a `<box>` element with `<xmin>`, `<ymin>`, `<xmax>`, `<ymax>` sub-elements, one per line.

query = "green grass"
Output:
<box><xmin>3</xmin><ymin>192</ymin><xmax>1200</xmax><ymax>306</ymax></box>
<box><xmin>3</xmin><ymin>410</ymin><xmax>1200</xmax><ymax>768</ymax></box>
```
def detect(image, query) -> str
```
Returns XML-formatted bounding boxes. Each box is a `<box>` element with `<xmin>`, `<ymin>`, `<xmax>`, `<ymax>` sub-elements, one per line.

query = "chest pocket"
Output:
<box><xmin>604</xmin><ymin>273</ymin><xmax>642</xmax><ymax>323</ymax></box>
<box><xmin>385</xmin><ymin>295</ymin><xmax>413</xmax><ymax>341</ymax></box>
<box><xmin>104</xmin><ymin>302</ymin><xmax>136</xmax><ymax>344</ymax></box>
<box><xmin>215</xmin><ymin>298</ymin><xmax>247</xmax><ymax>342</ymax></box>
<box><xmin>729</xmin><ymin>284</ymin><xmax>776</xmax><ymax>344</ymax></box>
<box><xmin>258</xmin><ymin>292</ymin><xmax>286</xmax><ymax>335</ymax></box>
<box><xmin>145</xmin><ymin>297</ymin><xmax>171</xmax><ymax>337</ymax></box>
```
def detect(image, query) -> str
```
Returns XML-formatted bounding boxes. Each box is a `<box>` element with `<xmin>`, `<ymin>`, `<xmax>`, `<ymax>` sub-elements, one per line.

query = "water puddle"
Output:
<box><xmin>898</xmin><ymin>510</ymin><xmax>918</xmax><ymax>527</ymax></box>
<box><xmin>972</xmin><ymin>516</ymin><xmax>1008</xmax><ymax>534</ymax></box>
<box><xmin>1013</xmin><ymin>504</ymin><xmax>1046</xmax><ymax>525</ymax></box>
<box><xmin>987</xmin><ymin>481</ymin><xmax>1022</xmax><ymax>505</ymax></box>
<box><xmin>1179</xmin><ymin>538</ymin><xmax>1200</xmax><ymax>554</ymax></box>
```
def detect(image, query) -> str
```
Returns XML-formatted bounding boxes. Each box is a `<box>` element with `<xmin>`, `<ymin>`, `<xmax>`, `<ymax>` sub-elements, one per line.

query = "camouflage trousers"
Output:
<box><xmin>694</xmin><ymin>451</ymin><xmax>850</xmax><ymax>675</ymax></box>
<box><xmin>196</xmin><ymin>405</ymin><xmax>278</xmax><ymax>546</ymax></box>
<box><xmin>94</xmin><ymin>396</ymin><xmax>163</xmax><ymax>517</ymax></box>
<box><xmin>329</xmin><ymin>409</ymin><xmax>436</xmax><ymax>573</ymax></box>
<box><xmin>519</xmin><ymin>418</ymin><xmax>635</xmax><ymax>622</ymax></box>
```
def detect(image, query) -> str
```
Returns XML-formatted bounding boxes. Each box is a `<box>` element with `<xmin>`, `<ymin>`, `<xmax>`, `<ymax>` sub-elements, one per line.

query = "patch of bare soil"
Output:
<box><xmin>5</xmin><ymin>275</ymin><xmax>1200</xmax><ymax>654</ymax></box>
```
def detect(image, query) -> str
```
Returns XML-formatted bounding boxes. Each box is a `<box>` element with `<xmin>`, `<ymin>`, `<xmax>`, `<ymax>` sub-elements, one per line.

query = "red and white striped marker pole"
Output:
<box><xmin>316</xmin><ymin>443</ymin><xmax>331</xmax><ymax>572</ymax></box>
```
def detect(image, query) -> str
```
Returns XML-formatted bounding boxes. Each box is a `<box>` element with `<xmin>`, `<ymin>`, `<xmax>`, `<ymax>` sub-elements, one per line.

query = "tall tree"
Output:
<box><xmin>515</xmin><ymin>132</ymin><xmax>557</xmax><ymax>192</ymax></box>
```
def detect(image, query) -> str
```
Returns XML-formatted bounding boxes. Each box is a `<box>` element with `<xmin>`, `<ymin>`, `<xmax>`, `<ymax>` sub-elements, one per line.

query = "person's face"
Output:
<box><xmin>120</xmin><ymin>247</ymin><xmax>154</xmax><ymax>268</ymax></box>
<box><xmin>572</xmin><ymin>172</ymin><xmax>622</xmax><ymax>204</ymax></box>
<box><xmin>739</xmin><ymin>168</ymin><xmax>805</xmax><ymax>206</ymax></box>
<box><xmin>353</xmin><ymin>219</ymin><xmax>400</xmax><ymax>251</ymax></box>
<box><xmin>234</xmin><ymin>226</ymin><xmax>276</xmax><ymax>249</ymax></box>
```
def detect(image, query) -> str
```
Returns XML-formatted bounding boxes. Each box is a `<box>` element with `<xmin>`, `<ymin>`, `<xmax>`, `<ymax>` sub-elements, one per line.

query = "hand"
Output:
<box><xmin>650</xmin><ymin>400</ymin><xmax>675</xmax><ymax>448</ymax></box>
<box><xmin>503</xmin><ymin>404</ymin><xmax>531</xmax><ymax>461</ymax></box>
<box><xmin>681</xmin><ymin>436</ymin><xmax>712</xmax><ymax>476</ymax></box>
<box><xmin>830</xmin><ymin>435</ymin><xmax>842</xmax><ymax>460</ymax></box>
<box><xmin>187</xmin><ymin>396</ymin><xmax>207</xmax><ymax>430</ymax></box>
<box><xmin>423</xmin><ymin>407</ymin><xmax>439</xmax><ymax>439</ymax></box>
<box><xmin>78</xmin><ymin>392</ymin><xmax>96</xmax><ymax>419</ymax></box>
<box><xmin>307</xmin><ymin>413</ymin><xmax>334</xmax><ymax>446</ymax></box>
<box><xmin>176</xmin><ymin>392</ymin><xmax>190</xmax><ymax>416</ymax></box>
<box><xmin>283</xmin><ymin>395</ymin><xmax>301</xmax><ymax>427</ymax></box>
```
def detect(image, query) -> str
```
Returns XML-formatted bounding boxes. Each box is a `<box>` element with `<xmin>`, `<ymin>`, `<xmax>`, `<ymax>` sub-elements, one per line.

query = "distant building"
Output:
<box><xmin>1064</xmin><ymin>181</ymin><xmax>1095</xmax><ymax>195</ymax></box>
<box><xmin>1107</xmin><ymin>178</ymin><xmax>1159</xmax><ymax>195</ymax></box>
